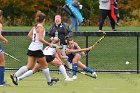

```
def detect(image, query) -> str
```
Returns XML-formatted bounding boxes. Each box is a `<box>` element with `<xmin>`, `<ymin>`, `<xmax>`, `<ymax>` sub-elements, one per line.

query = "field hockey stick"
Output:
<box><xmin>3</xmin><ymin>51</ymin><xmax>20</xmax><ymax>62</ymax></box>
<box><xmin>91</xmin><ymin>32</ymin><xmax>106</xmax><ymax>49</ymax></box>
<box><xmin>64</xmin><ymin>65</ymin><xmax>95</xmax><ymax>78</ymax></box>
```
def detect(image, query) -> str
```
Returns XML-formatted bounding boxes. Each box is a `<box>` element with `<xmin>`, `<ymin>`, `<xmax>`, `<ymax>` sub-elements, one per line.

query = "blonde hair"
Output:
<box><xmin>50</xmin><ymin>37</ymin><xmax>60</xmax><ymax>44</ymax></box>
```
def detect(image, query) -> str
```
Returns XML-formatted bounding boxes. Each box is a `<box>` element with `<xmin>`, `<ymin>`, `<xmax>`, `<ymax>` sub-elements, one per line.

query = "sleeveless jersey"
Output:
<box><xmin>28</xmin><ymin>24</ymin><xmax>45</xmax><ymax>51</ymax></box>
<box><xmin>67</xmin><ymin>45</ymin><xmax>80</xmax><ymax>63</ymax></box>
<box><xmin>43</xmin><ymin>46</ymin><xmax>56</xmax><ymax>55</ymax></box>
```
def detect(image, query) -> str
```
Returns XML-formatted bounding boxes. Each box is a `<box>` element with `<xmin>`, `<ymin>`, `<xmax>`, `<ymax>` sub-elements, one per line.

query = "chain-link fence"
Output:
<box><xmin>2</xmin><ymin>32</ymin><xmax>140</xmax><ymax>73</ymax></box>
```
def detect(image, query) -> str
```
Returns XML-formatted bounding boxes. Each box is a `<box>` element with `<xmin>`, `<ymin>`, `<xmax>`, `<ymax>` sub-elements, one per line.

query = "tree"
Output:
<box><xmin>0</xmin><ymin>0</ymin><xmax>52</xmax><ymax>25</ymax></box>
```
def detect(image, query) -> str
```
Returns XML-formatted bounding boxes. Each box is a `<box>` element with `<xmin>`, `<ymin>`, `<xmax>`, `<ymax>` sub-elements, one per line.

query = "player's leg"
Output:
<box><xmin>18</xmin><ymin>63</ymin><xmax>41</xmax><ymax>81</ymax></box>
<box><xmin>0</xmin><ymin>52</ymin><xmax>10</xmax><ymax>86</ymax></box>
<box><xmin>72</xmin><ymin>54</ymin><xmax>80</xmax><ymax>79</ymax></box>
<box><xmin>61</xmin><ymin>45</ymin><xmax>73</xmax><ymax>74</ymax></box>
<box><xmin>10</xmin><ymin>56</ymin><xmax>35</xmax><ymax>85</ymax></box>
<box><xmin>78</xmin><ymin>61</ymin><xmax>97</xmax><ymax>78</ymax></box>
<box><xmin>37</xmin><ymin>57</ymin><xmax>59</xmax><ymax>86</ymax></box>
<box><xmin>50</xmin><ymin>58</ymin><xmax>73</xmax><ymax>81</ymax></box>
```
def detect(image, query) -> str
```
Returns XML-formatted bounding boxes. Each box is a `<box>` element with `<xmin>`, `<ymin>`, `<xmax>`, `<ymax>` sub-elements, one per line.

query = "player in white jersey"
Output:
<box><xmin>17</xmin><ymin>37</ymin><xmax>73</xmax><ymax>81</ymax></box>
<box><xmin>10</xmin><ymin>11</ymin><xmax>59</xmax><ymax>86</ymax></box>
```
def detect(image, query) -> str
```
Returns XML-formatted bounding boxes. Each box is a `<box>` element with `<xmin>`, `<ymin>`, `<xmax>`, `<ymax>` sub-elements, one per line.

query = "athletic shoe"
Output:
<box><xmin>65</xmin><ymin>77</ymin><xmax>73</xmax><ymax>81</ymax></box>
<box><xmin>112</xmin><ymin>29</ymin><xmax>117</xmax><ymax>31</ymax></box>
<box><xmin>72</xmin><ymin>75</ymin><xmax>77</xmax><ymax>80</ymax></box>
<box><xmin>47</xmin><ymin>78</ymin><xmax>59</xmax><ymax>86</ymax></box>
<box><xmin>98</xmin><ymin>30</ymin><xmax>102</xmax><ymax>32</ymax></box>
<box><xmin>0</xmin><ymin>82</ymin><xmax>11</xmax><ymax>87</ymax></box>
<box><xmin>68</xmin><ymin>70</ymin><xmax>73</xmax><ymax>75</ymax></box>
<box><xmin>92</xmin><ymin>72</ymin><xmax>97</xmax><ymax>79</ymax></box>
<box><xmin>10</xmin><ymin>74</ymin><xmax>18</xmax><ymax>85</ymax></box>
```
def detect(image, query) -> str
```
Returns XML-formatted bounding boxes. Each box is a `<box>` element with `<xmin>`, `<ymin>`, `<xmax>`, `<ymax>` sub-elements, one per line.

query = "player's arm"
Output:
<box><xmin>74</xmin><ymin>42</ymin><xmax>85</xmax><ymax>55</ymax></box>
<box><xmin>56</xmin><ymin>48</ymin><xmax>68</xmax><ymax>59</ymax></box>
<box><xmin>54</xmin><ymin>53</ymin><xmax>64</xmax><ymax>64</ymax></box>
<box><xmin>37</xmin><ymin>26</ymin><xmax>51</xmax><ymax>47</ymax></box>
<box><xmin>28</xmin><ymin>27</ymin><xmax>34</xmax><ymax>39</ymax></box>
<box><xmin>0</xmin><ymin>24</ymin><xmax>8</xmax><ymax>44</ymax></box>
<box><xmin>66</xmin><ymin>47</ymin><xmax>92</xmax><ymax>54</ymax></box>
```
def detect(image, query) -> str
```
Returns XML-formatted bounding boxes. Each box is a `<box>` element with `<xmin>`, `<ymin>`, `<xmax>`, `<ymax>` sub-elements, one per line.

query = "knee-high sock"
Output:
<box><xmin>0</xmin><ymin>67</ymin><xmax>4</xmax><ymax>85</ymax></box>
<box><xmin>59</xmin><ymin>65</ymin><xmax>69</xmax><ymax>79</ymax></box>
<box><xmin>85</xmin><ymin>67</ymin><xmax>94</xmax><ymax>74</ymax></box>
<box><xmin>67</xmin><ymin>62</ymin><xmax>72</xmax><ymax>69</ymax></box>
<box><xmin>15</xmin><ymin>66</ymin><xmax>28</xmax><ymax>77</ymax></box>
<box><xmin>72</xmin><ymin>63</ymin><xmax>78</xmax><ymax>76</ymax></box>
<box><xmin>42</xmin><ymin>68</ymin><xmax>51</xmax><ymax>82</ymax></box>
<box><xmin>18</xmin><ymin>70</ymin><xmax>33</xmax><ymax>81</ymax></box>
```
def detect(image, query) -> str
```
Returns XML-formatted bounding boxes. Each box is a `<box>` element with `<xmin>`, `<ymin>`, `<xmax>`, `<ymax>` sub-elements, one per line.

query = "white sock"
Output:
<box><xmin>67</xmin><ymin>62</ymin><xmax>72</xmax><ymax>69</ymax></box>
<box><xmin>15</xmin><ymin>66</ymin><xmax>28</xmax><ymax>77</ymax></box>
<box><xmin>59</xmin><ymin>65</ymin><xmax>69</xmax><ymax>79</ymax></box>
<box><xmin>18</xmin><ymin>70</ymin><xmax>33</xmax><ymax>81</ymax></box>
<box><xmin>42</xmin><ymin>68</ymin><xmax>51</xmax><ymax>82</ymax></box>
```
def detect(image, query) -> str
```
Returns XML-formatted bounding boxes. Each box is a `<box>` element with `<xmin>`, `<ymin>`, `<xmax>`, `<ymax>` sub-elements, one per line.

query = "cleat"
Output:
<box><xmin>72</xmin><ymin>75</ymin><xmax>77</xmax><ymax>80</ymax></box>
<box><xmin>92</xmin><ymin>72</ymin><xmax>97</xmax><ymax>79</ymax></box>
<box><xmin>68</xmin><ymin>70</ymin><xmax>73</xmax><ymax>75</ymax></box>
<box><xmin>47</xmin><ymin>78</ymin><xmax>59</xmax><ymax>86</ymax></box>
<box><xmin>10</xmin><ymin>74</ymin><xmax>18</xmax><ymax>85</ymax></box>
<box><xmin>65</xmin><ymin>77</ymin><xmax>73</xmax><ymax>81</ymax></box>
<box><xmin>47</xmin><ymin>81</ymin><xmax>54</xmax><ymax>86</ymax></box>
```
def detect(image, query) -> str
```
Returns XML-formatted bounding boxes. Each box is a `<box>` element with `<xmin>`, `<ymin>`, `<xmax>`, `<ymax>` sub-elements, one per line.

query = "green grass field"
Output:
<box><xmin>1</xmin><ymin>26</ymin><xmax>140</xmax><ymax>93</ymax></box>
<box><xmin>0</xmin><ymin>71</ymin><xmax>140</xmax><ymax>93</ymax></box>
<box><xmin>2</xmin><ymin>26</ymin><xmax>140</xmax><ymax>32</ymax></box>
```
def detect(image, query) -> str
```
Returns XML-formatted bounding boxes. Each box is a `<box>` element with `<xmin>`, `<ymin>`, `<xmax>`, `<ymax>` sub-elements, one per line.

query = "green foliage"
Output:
<box><xmin>119</xmin><ymin>9</ymin><xmax>140</xmax><ymax>26</ymax></box>
<box><xmin>0</xmin><ymin>0</ymin><xmax>140</xmax><ymax>26</ymax></box>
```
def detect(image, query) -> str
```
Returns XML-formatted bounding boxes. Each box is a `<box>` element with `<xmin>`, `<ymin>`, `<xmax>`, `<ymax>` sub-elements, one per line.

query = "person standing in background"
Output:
<box><xmin>48</xmin><ymin>15</ymin><xmax>73</xmax><ymax>70</ymax></box>
<box><xmin>69</xmin><ymin>0</ymin><xmax>82</xmax><ymax>32</ymax></box>
<box><xmin>0</xmin><ymin>10</ymin><xmax>10</xmax><ymax>87</ymax></box>
<box><xmin>99</xmin><ymin>0</ymin><xmax>116</xmax><ymax>32</ymax></box>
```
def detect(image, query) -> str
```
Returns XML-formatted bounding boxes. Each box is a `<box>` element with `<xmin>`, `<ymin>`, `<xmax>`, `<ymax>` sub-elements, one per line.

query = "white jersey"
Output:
<box><xmin>43</xmin><ymin>46</ymin><xmax>56</xmax><ymax>55</ymax></box>
<box><xmin>28</xmin><ymin>24</ymin><xmax>45</xmax><ymax>51</ymax></box>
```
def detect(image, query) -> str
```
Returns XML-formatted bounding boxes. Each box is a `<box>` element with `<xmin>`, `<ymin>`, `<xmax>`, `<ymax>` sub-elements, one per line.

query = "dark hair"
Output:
<box><xmin>0</xmin><ymin>10</ymin><xmax>3</xmax><ymax>16</ymax></box>
<box><xmin>66</xmin><ymin>38</ymin><xmax>73</xmax><ymax>44</ymax></box>
<box><xmin>35</xmin><ymin>11</ymin><xmax>46</xmax><ymax>23</ymax></box>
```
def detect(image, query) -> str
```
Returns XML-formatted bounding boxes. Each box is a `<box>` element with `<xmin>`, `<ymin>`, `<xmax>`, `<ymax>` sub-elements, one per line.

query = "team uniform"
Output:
<box><xmin>27</xmin><ymin>24</ymin><xmax>45</xmax><ymax>57</ymax></box>
<box><xmin>43</xmin><ymin>46</ymin><xmax>56</xmax><ymax>62</ymax></box>
<box><xmin>43</xmin><ymin>46</ymin><xmax>73</xmax><ymax>81</ymax></box>
<box><xmin>10</xmin><ymin>24</ymin><xmax>59</xmax><ymax>86</ymax></box>
<box><xmin>66</xmin><ymin>44</ymin><xmax>97</xmax><ymax>79</ymax></box>
<box><xmin>67</xmin><ymin>45</ymin><xmax>80</xmax><ymax>64</ymax></box>
<box><xmin>17</xmin><ymin>45</ymin><xmax>72</xmax><ymax>81</ymax></box>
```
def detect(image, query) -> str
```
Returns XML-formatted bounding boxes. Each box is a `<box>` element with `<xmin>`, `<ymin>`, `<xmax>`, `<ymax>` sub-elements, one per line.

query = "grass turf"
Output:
<box><xmin>0</xmin><ymin>71</ymin><xmax>140</xmax><ymax>93</ymax></box>
<box><xmin>2</xmin><ymin>26</ymin><xmax>140</xmax><ymax>32</ymax></box>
